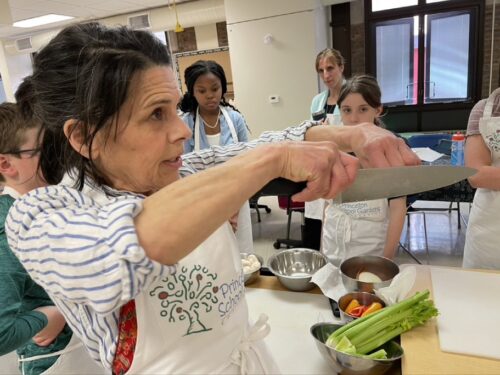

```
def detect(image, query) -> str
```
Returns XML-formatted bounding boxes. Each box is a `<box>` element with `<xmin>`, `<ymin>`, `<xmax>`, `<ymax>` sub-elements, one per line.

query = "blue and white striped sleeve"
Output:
<box><xmin>5</xmin><ymin>186</ymin><xmax>172</xmax><ymax>314</ymax></box>
<box><xmin>181</xmin><ymin>121</ymin><xmax>315</xmax><ymax>173</ymax></box>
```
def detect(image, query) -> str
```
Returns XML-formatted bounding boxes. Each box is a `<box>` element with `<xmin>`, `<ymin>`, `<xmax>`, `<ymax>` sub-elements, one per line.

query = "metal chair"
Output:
<box><xmin>407</xmin><ymin>132</ymin><xmax>462</xmax><ymax>228</ymax></box>
<box><xmin>407</xmin><ymin>133</ymin><xmax>452</xmax><ymax>149</ymax></box>
<box><xmin>399</xmin><ymin>207</ymin><xmax>430</xmax><ymax>265</ymax></box>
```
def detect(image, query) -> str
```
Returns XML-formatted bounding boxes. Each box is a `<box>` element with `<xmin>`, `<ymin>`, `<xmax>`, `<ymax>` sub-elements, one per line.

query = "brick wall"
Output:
<box><xmin>350</xmin><ymin>23</ymin><xmax>365</xmax><ymax>75</ymax></box>
<box><xmin>482</xmin><ymin>1</ymin><xmax>500</xmax><ymax>97</ymax></box>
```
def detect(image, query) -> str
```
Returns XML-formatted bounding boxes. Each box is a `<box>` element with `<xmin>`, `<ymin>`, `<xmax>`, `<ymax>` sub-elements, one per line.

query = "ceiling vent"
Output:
<box><xmin>128</xmin><ymin>13</ymin><xmax>151</xmax><ymax>30</ymax></box>
<box><xmin>15</xmin><ymin>37</ymin><xmax>33</xmax><ymax>52</ymax></box>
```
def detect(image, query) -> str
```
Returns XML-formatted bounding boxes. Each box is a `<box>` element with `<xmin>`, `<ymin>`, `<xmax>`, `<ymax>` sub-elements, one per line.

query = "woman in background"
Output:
<box><xmin>463</xmin><ymin>87</ymin><xmax>500</xmax><ymax>270</ymax></box>
<box><xmin>321</xmin><ymin>75</ymin><xmax>407</xmax><ymax>265</ymax></box>
<box><xmin>179</xmin><ymin>60</ymin><xmax>253</xmax><ymax>254</ymax></box>
<box><xmin>310</xmin><ymin>48</ymin><xmax>345</xmax><ymax>126</ymax></box>
<box><xmin>305</xmin><ymin>48</ymin><xmax>346</xmax><ymax>250</ymax></box>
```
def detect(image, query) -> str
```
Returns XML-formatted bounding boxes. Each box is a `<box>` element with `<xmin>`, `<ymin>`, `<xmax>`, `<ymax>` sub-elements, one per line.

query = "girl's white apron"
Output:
<box><xmin>321</xmin><ymin>199</ymin><xmax>388</xmax><ymax>266</ymax></box>
<box><xmin>463</xmin><ymin>88</ymin><xmax>500</xmax><ymax>269</ymax></box>
<box><xmin>195</xmin><ymin>107</ymin><xmax>254</xmax><ymax>255</ymax></box>
<box><xmin>126</xmin><ymin>223</ymin><xmax>278</xmax><ymax>374</ymax></box>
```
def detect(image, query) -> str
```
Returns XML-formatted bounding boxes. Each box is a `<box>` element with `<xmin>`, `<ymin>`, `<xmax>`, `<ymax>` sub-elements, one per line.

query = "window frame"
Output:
<box><xmin>364</xmin><ymin>0</ymin><xmax>484</xmax><ymax>118</ymax></box>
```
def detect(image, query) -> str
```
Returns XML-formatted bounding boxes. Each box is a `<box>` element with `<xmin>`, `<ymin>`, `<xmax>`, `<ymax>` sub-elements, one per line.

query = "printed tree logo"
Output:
<box><xmin>149</xmin><ymin>264</ymin><xmax>218</xmax><ymax>336</ymax></box>
<box><xmin>486</xmin><ymin>130</ymin><xmax>500</xmax><ymax>152</ymax></box>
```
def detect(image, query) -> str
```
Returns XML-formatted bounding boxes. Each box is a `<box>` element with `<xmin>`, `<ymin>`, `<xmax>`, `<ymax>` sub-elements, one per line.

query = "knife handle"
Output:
<box><xmin>258</xmin><ymin>178</ymin><xmax>307</xmax><ymax>196</ymax></box>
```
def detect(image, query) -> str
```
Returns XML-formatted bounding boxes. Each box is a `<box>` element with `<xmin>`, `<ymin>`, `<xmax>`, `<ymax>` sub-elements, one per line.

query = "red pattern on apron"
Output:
<box><xmin>112</xmin><ymin>300</ymin><xmax>137</xmax><ymax>375</ymax></box>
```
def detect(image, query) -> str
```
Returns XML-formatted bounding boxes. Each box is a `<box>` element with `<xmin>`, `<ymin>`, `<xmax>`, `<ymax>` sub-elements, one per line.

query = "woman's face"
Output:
<box><xmin>340</xmin><ymin>93</ymin><xmax>382</xmax><ymax>126</ymax></box>
<box><xmin>93</xmin><ymin>66</ymin><xmax>191</xmax><ymax>194</ymax></box>
<box><xmin>193</xmin><ymin>72</ymin><xmax>223</xmax><ymax>112</ymax></box>
<box><xmin>317</xmin><ymin>57</ymin><xmax>344</xmax><ymax>91</ymax></box>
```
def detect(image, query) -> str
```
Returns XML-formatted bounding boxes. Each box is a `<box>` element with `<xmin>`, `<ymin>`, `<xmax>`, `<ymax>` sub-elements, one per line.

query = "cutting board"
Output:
<box><xmin>245</xmin><ymin>287</ymin><xmax>336</xmax><ymax>374</ymax></box>
<box><xmin>431</xmin><ymin>267</ymin><xmax>500</xmax><ymax>360</ymax></box>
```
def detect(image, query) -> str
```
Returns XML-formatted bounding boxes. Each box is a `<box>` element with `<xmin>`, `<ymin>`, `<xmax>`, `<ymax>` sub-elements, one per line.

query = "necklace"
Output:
<box><xmin>199</xmin><ymin>108</ymin><xmax>221</xmax><ymax>129</ymax></box>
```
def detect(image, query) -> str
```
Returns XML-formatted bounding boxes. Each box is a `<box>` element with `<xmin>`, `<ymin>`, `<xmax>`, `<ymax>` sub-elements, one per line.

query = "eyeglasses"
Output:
<box><xmin>2</xmin><ymin>147</ymin><xmax>41</xmax><ymax>158</ymax></box>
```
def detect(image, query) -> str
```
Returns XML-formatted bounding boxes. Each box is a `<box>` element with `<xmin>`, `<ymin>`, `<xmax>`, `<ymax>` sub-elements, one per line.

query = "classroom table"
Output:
<box><xmin>248</xmin><ymin>266</ymin><xmax>500</xmax><ymax>375</ymax></box>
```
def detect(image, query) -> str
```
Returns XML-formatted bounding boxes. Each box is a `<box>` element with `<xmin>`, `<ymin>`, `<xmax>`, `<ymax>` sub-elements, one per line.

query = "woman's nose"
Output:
<box><xmin>170</xmin><ymin>115</ymin><xmax>192</xmax><ymax>142</ymax></box>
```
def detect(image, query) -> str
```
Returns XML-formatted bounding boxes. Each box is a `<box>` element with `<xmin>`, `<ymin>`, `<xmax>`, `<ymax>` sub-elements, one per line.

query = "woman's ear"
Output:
<box><xmin>63</xmin><ymin>119</ymin><xmax>97</xmax><ymax>159</ymax></box>
<box><xmin>376</xmin><ymin>105</ymin><xmax>383</xmax><ymax>117</ymax></box>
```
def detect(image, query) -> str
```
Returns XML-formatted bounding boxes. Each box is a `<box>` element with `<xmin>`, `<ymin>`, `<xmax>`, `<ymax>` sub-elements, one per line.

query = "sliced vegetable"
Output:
<box><xmin>347</xmin><ymin>305</ymin><xmax>367</xmax><ymax>318</ymax></box>
<box><xmin>361</xmin><ymin>302</ymin><xmax>383</xmax><ymax>317</ymax></box>
<box><xmin>345</xmin><ymin>299</ymin><xmax>361</xmax><ymax>314</ymax></box>
<box><xmin>326</xmin><ymin>290</ymin><xmax>438</xmax><ymax>359</ymax></box>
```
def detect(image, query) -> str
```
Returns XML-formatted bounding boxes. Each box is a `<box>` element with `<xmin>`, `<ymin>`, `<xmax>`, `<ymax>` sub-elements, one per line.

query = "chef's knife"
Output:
<box><xmin>257</xmin><ymin>166</ymin><xmax>476</xmax><ymax>201</ymax></box>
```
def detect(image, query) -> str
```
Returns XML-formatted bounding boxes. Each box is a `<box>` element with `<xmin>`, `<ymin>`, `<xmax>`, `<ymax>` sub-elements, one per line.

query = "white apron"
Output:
<box><xmin>463</xmin><ymin>88</ymin><xmax>500</xmax><ymax>269</ymax></box>
<box><xmin>125</xmin><ymin>223</ymin><xmax>279</xmax><ymax>374</ymax></box>
<box><xmin>195</xmin><ymin>106</ymin><xmax>254</xmax><ymax>254</ymax></box>
<box><xmin>18</xmin><ymin>335</ymin><xmax>106</xmax><ymax>375</ymax></box>
<box><xmin>321</xmin><ymin>199</ymin><xmax>388</xmax><ymax>266</ymax></box>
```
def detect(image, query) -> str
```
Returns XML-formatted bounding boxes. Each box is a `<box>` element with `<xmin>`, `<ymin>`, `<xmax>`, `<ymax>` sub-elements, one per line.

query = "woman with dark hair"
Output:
<box><xmin>180</xmin><ymin>60</ymin><xmax>248</xmax><ymax>153</ymax></box>
<box><xmin>6</xmin><ymin>22</ymin><xmax>418</xmax><ymax>374</ymax></box>
<box><xmin>179</xmin><ymin>60</ymin><xmax>253</xmax><ymax>254</ymax></box>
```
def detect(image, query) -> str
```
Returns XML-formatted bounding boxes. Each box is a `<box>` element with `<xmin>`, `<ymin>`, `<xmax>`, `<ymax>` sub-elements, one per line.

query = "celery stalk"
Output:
<box><xmin>330</xmin><ymin>290</ymin><xmax>430</xmax><ymax>343</ymax></box>
<box><xmin>349</xmin><ymin>308</ymin><xmax>414</xmax><ymax>347</ymax></box>
<box><xmin>326</xmin><ymin>290</ymin><xmax>438</xmax><ymax>357</ymax></box>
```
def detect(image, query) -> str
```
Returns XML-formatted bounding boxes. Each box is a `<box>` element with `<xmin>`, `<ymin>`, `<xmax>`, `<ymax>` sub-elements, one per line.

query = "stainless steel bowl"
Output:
<box><xmin>340</xmin><ymin>255</ymin><xmax>399</xmax><ymax>293</ymax></box>
<box><xmin>267</xmin><ymin>248</ymin><xmax>327</xmax><ymax>291</ymax></box>
<box><xmin>240</xmin><ymin>253</ymin><xmax>264</xmax><ymax>285</ymax></box>
<box><xmin>310</xmin><ymin>322</ymin><xmax>403</xmax><ymax>375</ymax></box>
<box><xmin>338</xmin><ymin>292</ymin><xmax>386</xmax><ymax>323</ymax></box>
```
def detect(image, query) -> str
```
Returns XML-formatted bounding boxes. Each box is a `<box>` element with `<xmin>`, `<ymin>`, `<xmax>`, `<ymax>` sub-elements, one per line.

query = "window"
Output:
<box><xmin>366</xmin><ymin>0</ymin><xmax>482</xmax><ymax>108</ymax></box>
<box><xmin>364</xmin><ymin>0</ymin><xmax>484</xmax><ymax>132</ymax></box>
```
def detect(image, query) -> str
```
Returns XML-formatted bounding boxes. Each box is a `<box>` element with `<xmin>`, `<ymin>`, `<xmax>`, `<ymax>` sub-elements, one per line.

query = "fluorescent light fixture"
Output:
<box><xmin>14</xmin><ymin>14</ymin><xmax>74</xmax><ymax>28</ymax></box>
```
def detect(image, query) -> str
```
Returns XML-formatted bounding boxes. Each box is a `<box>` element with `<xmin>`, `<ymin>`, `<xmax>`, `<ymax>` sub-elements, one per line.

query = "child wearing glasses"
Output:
<box><xmin>0</xmin><ymin>90</ymin><xmax>104</xmax><ymax>374</ymax></box>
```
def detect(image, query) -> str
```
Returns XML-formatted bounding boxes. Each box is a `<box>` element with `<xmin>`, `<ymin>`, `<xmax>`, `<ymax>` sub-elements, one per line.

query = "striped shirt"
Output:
<box><xmin>5</xmin><ymin>122</ymin><xmax>312</xmax><ymax>370</ymax></box>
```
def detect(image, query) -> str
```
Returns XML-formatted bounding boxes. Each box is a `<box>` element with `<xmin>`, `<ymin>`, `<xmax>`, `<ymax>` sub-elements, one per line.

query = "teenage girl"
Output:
<box><xmin>179</xmin><ymin>60</ymin><xmax>253</xmax><ymax>254</ymax></box>
<box><xmin>321</xmin><ymin>75</ymin><xmax>407</xmax><ymax>265</ymax></box>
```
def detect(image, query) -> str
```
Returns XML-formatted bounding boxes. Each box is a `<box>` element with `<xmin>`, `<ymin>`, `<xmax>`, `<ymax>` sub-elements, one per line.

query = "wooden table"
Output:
<box><xmin>250</xmin><ymin>267</ymin><xmax>500</xmax><ymax>374</ymax></box>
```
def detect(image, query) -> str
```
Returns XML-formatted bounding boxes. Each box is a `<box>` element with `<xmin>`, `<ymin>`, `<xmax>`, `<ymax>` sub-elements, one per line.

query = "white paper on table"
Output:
<box><xmin>412</xmin><ymin>147</ymin><xmax>444</xmax><ymax>162</ymax></box>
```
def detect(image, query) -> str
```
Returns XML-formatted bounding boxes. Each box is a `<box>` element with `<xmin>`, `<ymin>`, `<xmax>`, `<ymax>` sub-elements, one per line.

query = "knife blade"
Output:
<box><xmin>257</xmin><ymin>166</ymin><xmax>476</xmax><ymax>202</ymax></box>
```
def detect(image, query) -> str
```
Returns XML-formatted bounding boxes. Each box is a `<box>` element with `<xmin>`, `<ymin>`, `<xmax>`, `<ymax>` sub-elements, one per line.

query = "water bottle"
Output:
<box><xmin>451</xmin><ymin>132</ymin><xmax>465</xmax><ymax>166</ymax></box>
